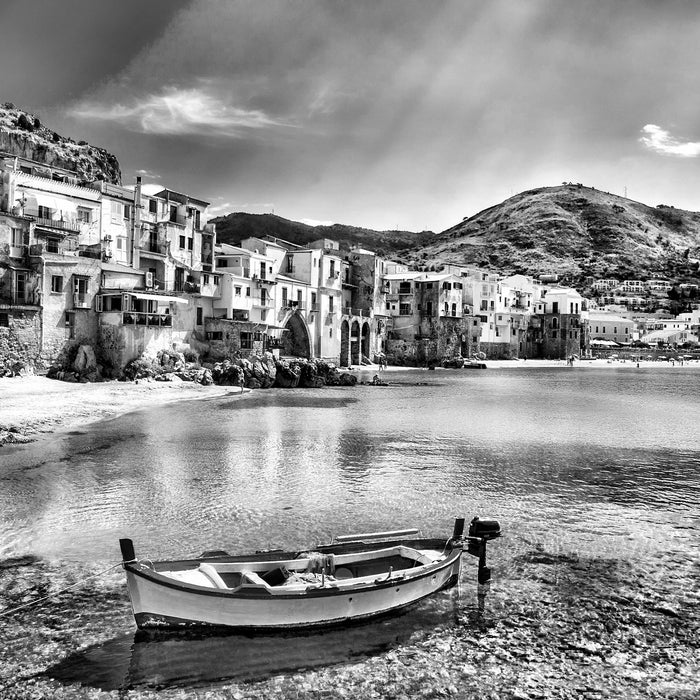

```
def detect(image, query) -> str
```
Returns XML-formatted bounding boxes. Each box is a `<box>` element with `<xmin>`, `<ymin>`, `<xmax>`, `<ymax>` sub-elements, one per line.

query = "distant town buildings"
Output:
<box><xmin>1</xmin><ymin>151</ymin><xmax>698</xmax><ymax>374</ymax></box>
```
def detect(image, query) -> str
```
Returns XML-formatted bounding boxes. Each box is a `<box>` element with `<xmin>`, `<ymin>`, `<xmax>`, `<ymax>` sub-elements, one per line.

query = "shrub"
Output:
<box><xmin>182</xmin><ymin>348</ymin><xmax>200</xmax><ymax>364</ymax></box>
<box><xmin>33</xmin><ymin>117</ymin><xmax>41</xmax><ymax>129</ymax></box>
<box><xmin>16</xmin><ymin>113</ymin><xmax>33</xmax><ymax>131</ymax></box>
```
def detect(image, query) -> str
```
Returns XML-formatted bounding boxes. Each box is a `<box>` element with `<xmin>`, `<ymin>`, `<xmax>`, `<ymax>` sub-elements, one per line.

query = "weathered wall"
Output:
<box><xmin>0</xmin><ymin>305</ymin><xmax>41</xmax><ymax>370</ymax></box>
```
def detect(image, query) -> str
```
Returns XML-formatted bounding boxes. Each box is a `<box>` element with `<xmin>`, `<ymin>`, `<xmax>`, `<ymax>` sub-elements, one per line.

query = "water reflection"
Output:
<box><xmin>44</xmin><ymin>598</ymin><xmax>457</xmax><ymax>690</ymax></box>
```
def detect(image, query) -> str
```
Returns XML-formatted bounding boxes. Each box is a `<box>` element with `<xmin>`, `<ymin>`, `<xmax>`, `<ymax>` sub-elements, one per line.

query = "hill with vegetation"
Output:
<box><xmin>211</xmin><ymin>212</ymin><xmax>433</xmax><ymax>257</ymax></box>
<box><xmin>403</xmin><ymin>185</ymin><xmax>700</xmax><ymax>286</ymax></box>
<box><xmin>0</xmin><ymin>103</ymin><xmax>121</xmax><ymax>185</ymax></box>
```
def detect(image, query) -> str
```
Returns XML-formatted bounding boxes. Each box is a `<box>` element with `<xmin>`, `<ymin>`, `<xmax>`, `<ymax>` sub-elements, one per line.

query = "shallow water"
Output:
<box><xmin>1</xmin><ymin>366</ymin><xmax>698</xmax><ymax>691</ymax></box>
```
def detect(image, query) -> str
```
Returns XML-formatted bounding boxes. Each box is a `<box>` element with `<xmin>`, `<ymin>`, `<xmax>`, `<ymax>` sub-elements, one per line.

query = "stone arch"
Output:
<box><xmin>340</xmin><ymin>320</ymin><xmax>350</xmax><ymax>367</ymax></box>
<box><xmin>361</xmin><ymin>322</ymin><xmax>371</xmax><ymax>361</ymax></box>
<box><xmin>350</xmin><ymin>320</ymin><xmax>361</xmax><ymax>365</ymax></box>
<box><xmin>282</xmin><ymin>311</ymin><xmax>312</xmax><ymax>358</ymax></box>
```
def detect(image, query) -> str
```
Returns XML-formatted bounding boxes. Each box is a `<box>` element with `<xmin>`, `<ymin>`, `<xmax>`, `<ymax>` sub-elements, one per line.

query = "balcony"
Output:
<box><xmin>29</xmin><ymin>241</ymin><xmax>78</xmax><ymax>257</ymax></box>
<box><xmin>142</xmin><ymin>240</ymin><xmax>168</xmax><ymax>256</ymax></box>
<box><xmin>309</xmin><ymin>303</ymin><xmax>320</xmax><ymax>313</ymax></box>
<box><xmin>33</xmin><ymin>217</ymin><xmax>81</xmax><ymax>233</ymax></box>
<box><xmin>73</xmin><ymin>292</ymin><xmax>90</xmax><ymax>309</ymax></box>
<box><xmin>252</xmin><ymin>275</ymin><xmax>277</xmax><ymax>285</ymax></box>
<box><xmin>9</xmin><ymin>245</ymin><xmax>27</xmax><ymax>258</ymax></box>
<box><xmin>122</xmin><ymin>311</ymin><xmax>173</xmax><ymax>327</ymax></box>
<box><xmin>252</xmin><ymin>297</ymin><xmax>272</xmax><ymax>307</ymax></box>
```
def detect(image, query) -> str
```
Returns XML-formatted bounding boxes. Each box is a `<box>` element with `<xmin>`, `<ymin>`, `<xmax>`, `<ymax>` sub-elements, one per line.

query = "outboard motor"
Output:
<box><xmin>465</xmin><ymin>516</ymin><xmax>501</xmax><ymax>591</ymax></box>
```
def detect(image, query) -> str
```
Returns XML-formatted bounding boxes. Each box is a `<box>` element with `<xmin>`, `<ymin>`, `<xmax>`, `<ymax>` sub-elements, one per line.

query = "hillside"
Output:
<box><xmin>0</xmin><ymin>103</ymin><xmax>121</xmax><ymax>185</ymax></box>
<box><xmin>404</xmin><ymin>185</ymin><xmax>700</xmax><ymax>285</ymax></box>
<box><xmin>212</xmin><ymin>212</ymin><xmax>433</xmax><ymax>256</ymax></box>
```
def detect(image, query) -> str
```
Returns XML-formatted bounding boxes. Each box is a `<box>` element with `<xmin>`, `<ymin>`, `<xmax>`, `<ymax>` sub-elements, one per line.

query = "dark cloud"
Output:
<box><xmin>3</xmin><ymin>0</ymin><xmax>700</xmax><ymax>229</ymax></box>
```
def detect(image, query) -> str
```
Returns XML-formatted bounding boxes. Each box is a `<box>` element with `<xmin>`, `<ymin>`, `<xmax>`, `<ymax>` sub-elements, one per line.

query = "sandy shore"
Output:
<box><xmin>0</xmin><ymin>376</ymin><xmax>237</xmax><ymax>446</ymax></box>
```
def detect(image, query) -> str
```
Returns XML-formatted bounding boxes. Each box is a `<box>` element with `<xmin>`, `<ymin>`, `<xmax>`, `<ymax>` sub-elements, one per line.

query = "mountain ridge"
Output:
<box><xmin>212</xmin><ymin>211</ymin><xmax>434</xmax><ymax>256</ymax></box>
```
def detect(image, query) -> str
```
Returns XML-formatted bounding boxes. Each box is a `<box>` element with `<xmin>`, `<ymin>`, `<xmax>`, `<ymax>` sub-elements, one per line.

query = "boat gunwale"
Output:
<box><xmin>124</xmin><ymin>539</ymin><xmax>461</xmax><ymax>601</ymax></box>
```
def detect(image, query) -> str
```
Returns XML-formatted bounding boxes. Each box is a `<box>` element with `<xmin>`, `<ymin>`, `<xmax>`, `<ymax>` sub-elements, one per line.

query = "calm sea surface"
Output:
<box><xmin>1</xmin><ymin>366</ymin><xmax>698</xmax><ymax>688</ymax></box>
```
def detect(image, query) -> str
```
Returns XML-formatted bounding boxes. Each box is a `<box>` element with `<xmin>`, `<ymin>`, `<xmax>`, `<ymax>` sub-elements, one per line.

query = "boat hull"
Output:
<box><xmin>124</xmin><ymin>546</ymin><xmax>462</xmax><ymax>630</ymax></box>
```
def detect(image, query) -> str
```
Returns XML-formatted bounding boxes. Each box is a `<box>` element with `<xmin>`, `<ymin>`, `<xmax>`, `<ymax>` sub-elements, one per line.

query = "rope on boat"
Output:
<box><xmin>0</xmin><ymin>561</ymin><xmax>123</xmax><ymax>618</ymax></box>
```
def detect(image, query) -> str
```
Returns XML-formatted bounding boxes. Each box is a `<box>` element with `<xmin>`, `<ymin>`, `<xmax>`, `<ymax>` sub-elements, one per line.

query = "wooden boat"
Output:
<box><xmin>119</xmin><ymin>517</ymin><xmax>500</xmax><ymax>631</ymax></box>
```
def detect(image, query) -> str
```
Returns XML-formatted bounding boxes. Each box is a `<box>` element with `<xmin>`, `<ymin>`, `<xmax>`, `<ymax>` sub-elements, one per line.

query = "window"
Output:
<box><xmin>246</xmin><ymin>287</ymin><xmax>250</xmax><ymax>297</ymax></box>
<box><xmin>297</xmin><ymin>290</ymin><xmax>302</xmax><ymax>304</ymax></box>
<box><xmin>47</xmin><ymin>237</ymin><xmax>60</xmax><ymax>253</ymax></box>
<box><xmin>77</xmin><ymin>208</ymin><xmax>92</xmax><ymax>224</ymax></box>
<box><xmin>14</xmin><ymin>272</ymin><xmax>26</xmax><ymax>302</ymax></box>
<box><xmin>552</xmin><ymin>301</ymin><xmax>559</xmax><ymax>314</ymax></box>
<box><xmin>187</xmin><ymin>238</ymin><xmax>193</xmax><ymax>251</ymax></box>
<box><xmin>179</xmin><ymin>235</ymin><xmax>186</xmax><ymax>249</ymax></box>
<box><xmin>329</xmin><ymin>328</ymin><xmax>333</xmax><ymax>338</ymax></box>
<box><xmin>399</xmin><ymin>303</ymin><xmax>411</xmax><ymax>315</ymax></box>
<box><xmin>194</xmin><ymin>210</ymin><xmax>201</xmax><ymax>230</ymax></box>
<box><xmin>51</xmin><ymin>275</ymin><xmax>63</xmax><ymax>293</ymax></box>
<box><xmin>328</xmin><ymin>295</ymin><xmax>334</xmax><ymax>312</ymax></box>
<box><xmin>330</xmin><ymin>260</ymin><xmax>336</xmax><ymax>277</ymax></box>
<box><xmin>116</xmin><ymin>237</ymin><xmax>124</xmax><ymax>250</ymax></box>
<box><xmin>196</xmin><ymin>307</ymin><xmax>203</xmax><ymax>325</ymax></box>
<box><xmin>235</xmin><ymin>286</ymin><xmax>242</xmax><ymax>296</ymax></box>
<box><xmin>169</xmin><ymin>205</ymin><xmax>178</xmax><ymax>223</ymax></box>
<box><xmin>241</xmin><ymin>332</ymin><xmax>253</xmax><ymax>349</ymax></box>
<box><xmin>110</xmin><ymin>201</ymin><xmax>122</xmax><ymax>222</ymax></box>
<box><xmin>124</xmin><ymin>205</ymin><xmax>131</xmax><ymax>220</ymax></box>
<box><xmin>38</xmin><ymin>205</ymin><xmax>53</xmax><ymax>219</ymax></box>
<box><xmin>552</xmin><ymin>330</ymin><xmax>558</xmax><ymax>339</ymax></box>
<box><xmin>74</xmin><ymin>277</ymin><xmax>88</xmax><ymax>295</ymax></box>
<box><xmin>0</xmin><ymin>312</ymin><xmax>8</xmax><ymax>327</ymax></box>
<box><xmin>452</xmin><ymin>303</ymin><xmax>457</xmax><ymax>316</ymax></box>
<box><xmin>202</xmin><ymin>274</ymin><xmax>210</xmax><ymax>286</ymax></box>
<box><xmin>208</xmin><ymin>331</ymin><xmax>223</xmax><ymax>340</ymax></box>
<box><xmin>149</xmin><ymin>199</ymin><xmax>157</xmax><ymax>214</ymax></box>
<box><xmin>426</xmin><ymin>301</ymin><xmax>433</xmax><ymax>315</ymax></box>
<box><xmin>311</xmin><ymin>292</ymin><xmax>317</xmax><ymax>305</ymax></box>
<box><xmin>282</xmin><ymin>287</ymin><xmax>288</xmax><ymax>306</ymax></box>
<box><xmin>426</xmin><ymin>282</ymin><xmax>433</xmax><ymax>289</ymax></box>
<box><xmin>11</xmin><ymin>228</ymin><xmax>26</xmax><ymax>248</ymax></box>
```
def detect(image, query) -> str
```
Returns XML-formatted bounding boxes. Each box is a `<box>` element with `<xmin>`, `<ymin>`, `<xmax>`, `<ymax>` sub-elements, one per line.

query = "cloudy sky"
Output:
<box><xmin>2</xmin><ymin>0</ymin><xmax>700</xmax><ymax>231</ymax></box>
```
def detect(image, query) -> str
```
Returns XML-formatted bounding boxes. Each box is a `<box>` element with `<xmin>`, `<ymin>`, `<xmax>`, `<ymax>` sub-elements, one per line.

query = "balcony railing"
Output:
<box><xmin>29</xmin><ymin>242</ymin><xmax>78</xmax><ymax>256</ymax></box>
<box><xmin>122</xmin><ymin>311</ymin><xmax>172</xmax><ymax>327</ymax></box>
<box><xmin>143</xmin><ymin>241</ymin><xmax>168</xmax><ymax>255</ymax></box>
<box><xmin>73</xmin><ymin>292</ymin><xmax>90</xmax><ymax>308</ymax></box>
<box><xmin>309</xmin><ymin>303</ymin><xmax>320</xmax><ymax>313</ymax></box>
<box><xmin>33</xmin><ymin>217</ymin><xmax>81</xmax><ymax>233</ymax></box>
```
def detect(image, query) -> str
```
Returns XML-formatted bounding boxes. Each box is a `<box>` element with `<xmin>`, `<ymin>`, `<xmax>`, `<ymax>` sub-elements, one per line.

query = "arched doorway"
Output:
<box><xmin>340</xmin><ymin>320</ymin><xmax>350</xmax><ymax>367</ymax></box>
<box><xmin>350</xmin><ymin>320</ymin><xmax>361</xmax><ymax>365</ymax></box>
<box><xmin>361</xmin><ymin>322</ymin><xmax>371</xmax><ymax>362</ymax></box>
<box><xmin>282</xmin><ymin>312</ymin><xmax>311</xmax><ymax>358</ymax></box>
